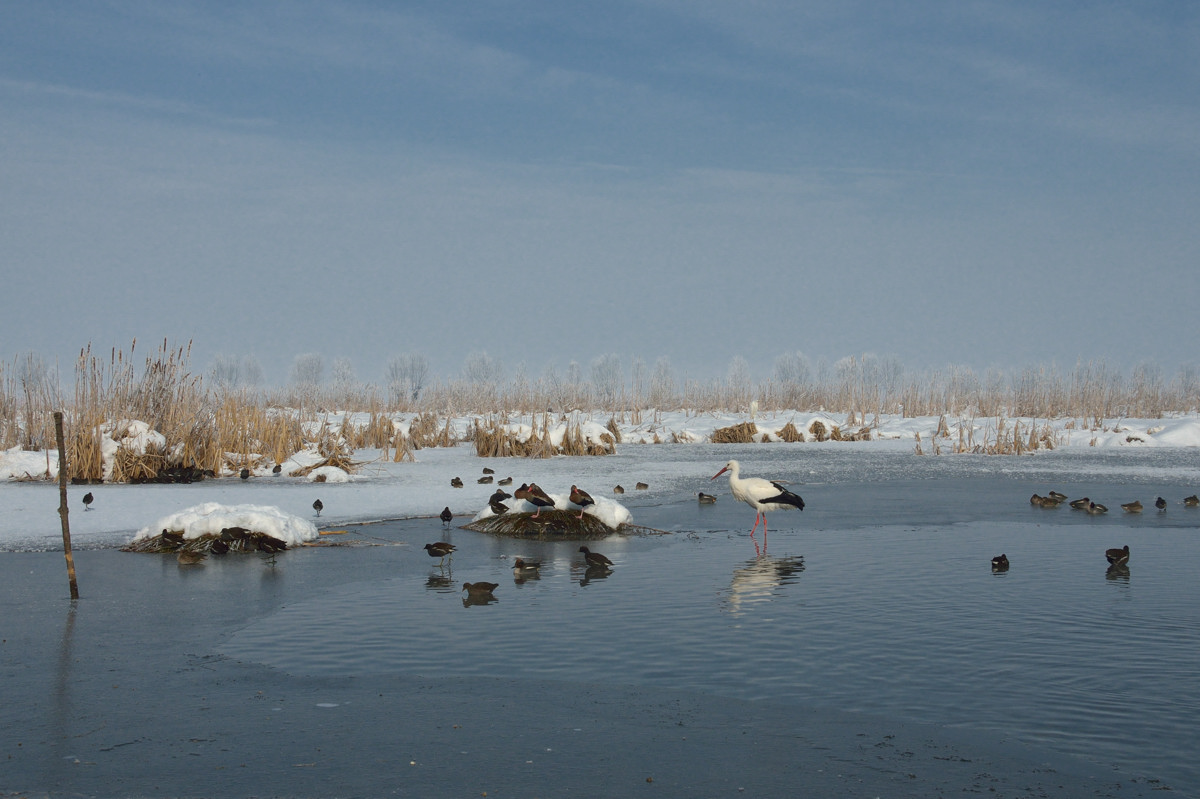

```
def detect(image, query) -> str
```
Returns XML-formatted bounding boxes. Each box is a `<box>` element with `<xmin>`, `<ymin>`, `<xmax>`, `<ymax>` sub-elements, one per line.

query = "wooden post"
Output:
<box><xmin>54</xmin><ymin>411</ymin><xmax>80</xmax><ymax>600</ymax></box>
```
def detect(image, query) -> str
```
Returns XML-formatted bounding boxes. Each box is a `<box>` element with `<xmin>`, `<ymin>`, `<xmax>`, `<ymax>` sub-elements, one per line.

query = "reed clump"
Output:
<box><xmin>778</xmin><ymin>421</ymin><xmax>805</xmax><ymax>442</ymax></box>
<box><xmin>711</xmin><ymin>421</ymin><xmax>758</xmax><ymax>443</ymax></box>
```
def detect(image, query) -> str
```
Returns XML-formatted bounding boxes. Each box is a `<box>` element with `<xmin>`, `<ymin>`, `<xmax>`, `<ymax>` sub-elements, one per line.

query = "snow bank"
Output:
<box><xmin>133</xmin><ymin>503</ymin><xmax>319</xmax><ymax>547</ymax></box>
<box><xmin>0</xmin><ymin>446</ymin><xmax>56</xmax><ymax>480</ymax></box>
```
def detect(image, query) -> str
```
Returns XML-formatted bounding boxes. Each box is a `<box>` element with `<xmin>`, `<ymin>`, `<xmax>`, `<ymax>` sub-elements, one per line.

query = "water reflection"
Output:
<box><xmin>425</xmin><ymin>573</ymin><xmax>455</xmax><ymax>592</ymax></box>
<box><xmin>723</xmin><ymin>555</ymin><xmax>805</xmax><ymax>615</ymax></box>
<box><xmin>52</xmin><ymin>601</ymin><xmax>78</xmax><ymax>771</ymax></box>
<box><xmin>1106</xmin><ymin>564</ymin><xmax>1131</xmax><ymax>582</ymax></box>
<box><xmin>462</xmin><ymin>594</ymin><xmax>498</xmax><ymax>607</ymax></box>
<box><xmin>578</xmin><ymin>565</ymin><xmax>613</xmax><ymax>586</ymax></box>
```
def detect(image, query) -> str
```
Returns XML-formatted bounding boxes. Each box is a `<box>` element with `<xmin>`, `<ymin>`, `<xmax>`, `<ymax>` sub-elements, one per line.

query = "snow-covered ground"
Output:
<box><xmin>3</xmin><ymin>409</ymin><xmax>1199</xmax><ymax>552</ymax></box>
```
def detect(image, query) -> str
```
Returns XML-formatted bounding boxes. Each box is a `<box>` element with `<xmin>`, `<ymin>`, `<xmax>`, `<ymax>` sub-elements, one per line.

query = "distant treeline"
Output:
<box><xmin>3</xmin><ymin>343</ymin><xmax>1198</xmax><ymax>457</ymax></box>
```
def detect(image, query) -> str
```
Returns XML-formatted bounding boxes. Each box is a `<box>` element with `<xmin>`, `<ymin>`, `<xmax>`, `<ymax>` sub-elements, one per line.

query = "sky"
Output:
<box><xmin>2</xmin><ymin>1</ymin><xmax>1199</xmax><ymax>387</ymax></box>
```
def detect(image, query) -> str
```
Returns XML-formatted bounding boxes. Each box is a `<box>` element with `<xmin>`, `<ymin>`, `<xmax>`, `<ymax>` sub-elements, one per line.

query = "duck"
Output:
<box><xmin>177</xmin><ymin>550</ymin><xmax>207</xmax><ymax>566</ymax></box>
<box><xmin>991</xmin><ymin>554</ymin><xmax>1009</xmax><ymax>571</ymax></box>
<box><xmin>1039</xmin><ymin>494</ymin><xmax>1062</xmax><ymax>507</ymax></box>
<box><xmin>313</xmin><ymin>499</ymin><xmax>323</xmax><ymax>517</ymax></box>
<box><xmin>462</xmin><ymin>581</ymin><xmax>499</xmax><ymax>598</ymax></box>
<box><xmin>1030</xmin><ymin>493</ymin><xmax>1046</xmax><ymax>506</ymax></box>
<box><xmin>161</xmin><ymin>529</ymin><xmax>185</xmax><ymax>549</ymax></box>
<box><xmin>497</xmin><ymin>476</ymin><xmax>513</xmax><ymax>486</ymax></box>
<box><xmin>82</xmin><ymin>491</ymin><xmax>94</xmax><ymax>510</ymax></box>
<box><xmin>1155</xmin><ymin>496</ymin><xmax>1167</xmax><ymax>511</ymax></box>
<box><xmin>613</xmin><ymin>485</ymin><xmax>625</xmax><ymax>494</ymax></box>
<box><xmin>424</xmin><ymin>541</ymin><xmax>456</xmax><ymax>566</ymax></box>
<box><xmin>1184</xmin><ymin>494</ymin><xmax>1199</xmax><ymax>507</ymax></box>
<box><xmin>239</xmin><ymin>468</ymin><xmax>250</xmax><ymax>480</ymax></box>
<box><xmin>482</xmin><ymin>467</ymin><xmax>495</xmax><ymax>475</ymax></box>
<box><xmin>489</xmin><ymin>500</ymin><xmax>509</xmax><ymax>515</ymax></box>
<box><xmin>272</xmin><ymin>463</ymin><xmax>283</xmax><ymax>475</ymax></box>
<box><xmin>515</xmin><ymin>483</ymin><xmax>555</xmax><ymax>518</ymax></box>
<box><xmin>489</xmin><ymin>489</ymin><xmax>512</xmax><ymax>504</ymax></box>
<box><xmin>569</xmin><ymin>485</ymin><xmax>595</xmax><ymax>519</ymax></box>
<box><xmin>1069</xmin><ymin>497</ymin><xmax>1091</xmax><ymax>510</ymax></box>
<box><xmin>477</xmin><ymin>475</ymin><xmax>493</xmax><ymax>484</ymax></box>
<box><xmin>1105</xmin><ymin>545</ymin><xmax>1130</xmax><ymax>566</ymax></box>
<box><xmin>512</xmin><ymin>558</ymin><xmax>542</xmax><ymax>575</ymax></box>
<box><xmin>635</xmin><ymin>482</ymin><xmax>649</xmax><ymax>490</ymax></box>
<box><xmin>1048</xmin><ymin>491</ymin><xmax>1068</xmax><ymax>502</ymax></box>
<box><xmin>440</xmin><ymin>507</ymin><xmax>453</xmax><ymax>527</ymax></box>
<box><xmin>698</xmin><ymin>492</ymin><xmax>717</xmax><ymax>504</ymax></box>
<box><xmin>1087</xmin><ymin>502</ymin><xmax>1108</xmax><ymax>514</ymax></box>
<box><xmin>1121</xmin><ymin>500</ymin><xmax>1143</xmax><ymax>513</ymax></box>
<box><xmin>451</xmin><ymin>477</ymin><xmax>464</xmax><ymax>488</ymax></box>
<box><xmin>578</xmin><ymin>546</ymin><xmax>613</xmax><ymax>568</ymax></box>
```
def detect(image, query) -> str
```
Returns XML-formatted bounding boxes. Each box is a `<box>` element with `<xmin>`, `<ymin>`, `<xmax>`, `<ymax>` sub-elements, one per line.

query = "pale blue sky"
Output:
<box><xmin>2</xmin><ymin>2</ymin><xmax>1198</xmax><ymax>385</ymax></box>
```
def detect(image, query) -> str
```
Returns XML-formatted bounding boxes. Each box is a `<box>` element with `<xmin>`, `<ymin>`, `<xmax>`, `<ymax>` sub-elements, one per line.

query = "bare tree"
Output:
<box><xmin>726</xmin><ymin>355</ymin><xmax>752</xmax><ymax>410</ymax></box>
<box><xmin>290</xmin><ymin>353</ymin><xmax>324</xmax><ymax>397</ymax></box>
<box><xmin>650</xmin><ymin>357</ymin><xmax>675</xmax><ymax>408</ymax></box>
<box><xmin>631</xmin><ymin>357</ymin><xmax>648</xmax><ymax>409</ymax></box>
<box><xmin>240</xmin><ymin>355</ymin><xmax>264</xmax><ymax>388</ymax></box>
<box><xmin>386</xmin><ymin>353</ymin><xmax>430</xmax><ymax>405</ymax></box>
<box><xmin>209</xmin><ymin>353</ymin><xmax>243</xmax><ymax>391</ymax></box>
<box><xmin>463</xmin><ymin>351</ymin><xmax>503</xmax><ymax>385</ymax></box>
<box><xmin>331</xmin><ymin>357</ymin><xmax>358</xmax><ymax>400</ymax></box>
<box><xmin>590</xmin><ymin>353</ymin><xmax>623</xmax><ymax>410</ymax></box>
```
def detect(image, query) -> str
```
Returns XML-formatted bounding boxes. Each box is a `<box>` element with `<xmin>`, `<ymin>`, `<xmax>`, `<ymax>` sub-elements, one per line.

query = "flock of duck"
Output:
<box><xmin>440</xmin><ymin>480</ymin><xmax>602</xmax><ymax>522</ymax></box>
<box><xmin>993</xmin><ymin>490</ymin><xmax>1200</xmax><ymax>575</ymax></box>
<box><xmin>1030</xmin><ymin>491</ymin><xmax>1200</xmax><ymax>513</ymax></box>
<box><xmin>426</xmin><ymin>468</ymin><xmax>640</xmax><ymax>602</ymax></box>
<box><xmin>423</xmin><ymin>538</ymin><xmax>616</xmax><ymax>603</ymax></box>
<box><xmin>449</xmin><ymin>470</ymin><xmax>651</xmax><ymax>495</ymax></box>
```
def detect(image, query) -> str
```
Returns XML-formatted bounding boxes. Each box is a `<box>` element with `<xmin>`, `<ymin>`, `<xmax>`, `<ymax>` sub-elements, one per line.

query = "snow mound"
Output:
<box><xmin>306</xmin><ymin>465</ymin><xmax>354</xmax><ymax>483</ymax></box>
<box><xmin>133</xmin><ymin>503</ymin><xmax>319</xmax><ymax>546</ymax></box>
<box><xmin>472</xmin><ymin>490</ymin><xmax>632</xmax><ymax>529</ymax></box>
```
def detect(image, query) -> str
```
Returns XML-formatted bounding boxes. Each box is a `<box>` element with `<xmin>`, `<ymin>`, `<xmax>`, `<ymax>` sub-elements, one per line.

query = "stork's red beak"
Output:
<box><xmin>711</xmin><ymin>467</ymin><xmax>728</xmax><ymax>480</ymax></box>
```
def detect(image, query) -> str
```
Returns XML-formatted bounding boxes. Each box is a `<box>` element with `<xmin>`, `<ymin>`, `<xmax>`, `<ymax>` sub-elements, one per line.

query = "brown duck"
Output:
<box><xmin>569</xmin><ymin>485</ymin><xmax>595</xmax><ymax>519</ymax></box>
<box><xmin>578</xmin><ymin>546</ymin><xmax>613</xmax><ymax>568</ymax></box>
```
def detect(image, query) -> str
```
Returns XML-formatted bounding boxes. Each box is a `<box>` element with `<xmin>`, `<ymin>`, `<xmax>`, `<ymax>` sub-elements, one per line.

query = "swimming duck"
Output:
<box><xmin>578</xmin><ymin>546</ymin><xmax>613</xmax><ymax>568</ymax></box>
<box><xmin>1105</xmin><ymin>545</ymin><xmax>1130</xmax><ymax>566</ymax></box>
<box><xmin>512</xmin><ymin>558</ymin><xmax>542</xmax><ymax>575</ymax></box>
<box><xmin>462</xmin><ymin>581</ymin><xmax>499</xmax><ymax>598</ymax></box>
<box><xmin>1121</xmin><ymin>500</ymin><xmax>1142</xmax><ymax>513</ymax></box>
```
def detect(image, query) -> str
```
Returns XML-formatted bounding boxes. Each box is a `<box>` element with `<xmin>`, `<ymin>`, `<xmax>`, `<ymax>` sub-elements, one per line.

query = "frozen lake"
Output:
<box><xmin>217</xmin><ymin>444</ymin><xmax>1200</xmax><ymax>794</ymax></box>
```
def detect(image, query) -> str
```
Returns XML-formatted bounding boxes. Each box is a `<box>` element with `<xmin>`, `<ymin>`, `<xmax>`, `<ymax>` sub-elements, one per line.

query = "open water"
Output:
<box><xmin>221</xmin><ymin>444</ymin><xmax>1200</xmax><ymax>794</ymax></box>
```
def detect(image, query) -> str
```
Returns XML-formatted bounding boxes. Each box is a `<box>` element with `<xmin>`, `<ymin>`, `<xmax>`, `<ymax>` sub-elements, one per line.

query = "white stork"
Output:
<box><xmin>711</xmin><ymin>460</ymin><xmax>804</xmax><ymax>540</ymax></box>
